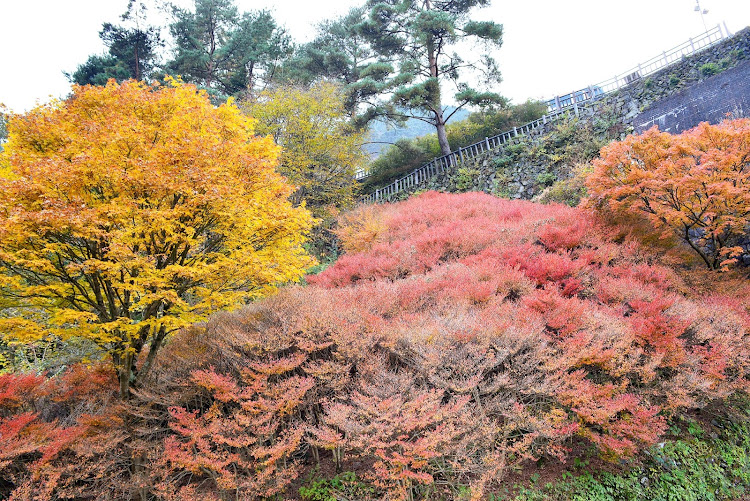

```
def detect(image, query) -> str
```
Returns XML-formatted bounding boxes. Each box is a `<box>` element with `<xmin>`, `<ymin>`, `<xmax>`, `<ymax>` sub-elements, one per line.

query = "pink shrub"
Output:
<box><xmin>2</xmin><ymin>191</ymin><xmax>748</xmax><ymax>499</ymax></box>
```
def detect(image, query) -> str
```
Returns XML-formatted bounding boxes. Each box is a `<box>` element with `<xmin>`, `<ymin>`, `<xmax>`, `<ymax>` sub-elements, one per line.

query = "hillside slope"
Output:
<box><xmin>1</xmin><ymin>192</ymin><xmax>748</xmax><ymax>500</ymax></box>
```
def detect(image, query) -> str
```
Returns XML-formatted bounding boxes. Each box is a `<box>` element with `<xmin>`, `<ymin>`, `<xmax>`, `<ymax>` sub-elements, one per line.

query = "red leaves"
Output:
<box><xmin>156</xmin><ymin>352</ymin><xmax>321</xmax><ymax>498</ymax></box>
<box><xmin>628</xmin><ymin>298</ymin><xmax>689</xmax><ymax>365</ymax></box>
<box><xmin>0</xmin><ymin>363</ymin><xmax>124</xmax><ymax>499</ymax></box>
<box><xmin>558</xmin><ymin>373</ymin><xmax>666</xmax><ymax>457</ymax></box>
<box><xmin>2</xmin><ymin>191</ymin><xmax>749</xmax><ymax>498</ymax></box>
<box><xmin>306</xmin><ymin>191</ymin><xmax>749</xmax><ymax>480</ymax></box>
<box><xmin>317</xmin><ymin>374</ymin><xmax>471</xmax><ymax>498</ymax></box>
<box><xmin>0</xmin><ymin>373</ymin><xmax>45</xmax><ymax>412</ymax></box>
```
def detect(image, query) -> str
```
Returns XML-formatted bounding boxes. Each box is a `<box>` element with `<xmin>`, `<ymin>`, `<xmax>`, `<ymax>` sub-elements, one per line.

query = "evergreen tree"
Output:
<box><xmin>68</xmin><ymin>2</ymin><xmax>161</xmax><ymax>85</ymax></box>
<box><xmin>167</xmin><ymin>0</ymin><xmax>292</xmax><ymax>98</ymax></box>
<box><xmin>358</xmin><ymin>0</ymin><xmax>504</xmax><ymax>154</ymax></box>
<box><xmin>284</xmin><ymin>7</ymin><xmax>397</xmax><ymax>129</ymax></box>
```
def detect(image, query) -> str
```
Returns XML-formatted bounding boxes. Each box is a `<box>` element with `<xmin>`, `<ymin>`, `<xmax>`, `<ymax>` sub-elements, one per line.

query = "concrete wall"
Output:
<box><xmin>634</xmin><ymin>58</ymin><xmax>750</xmax><ymax>133</ymax></box>
<box><xmin>610</xmin><ymin>27</ymin><xmax>750</xmax><ymax>128</ymax></box>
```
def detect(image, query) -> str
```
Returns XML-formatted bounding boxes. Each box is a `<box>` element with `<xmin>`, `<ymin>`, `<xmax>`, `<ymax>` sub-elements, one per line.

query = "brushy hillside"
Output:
<box><xmin>1</xmin><ymin>191</ymin><xmax>748</xmax><ymax>500</ymax></box>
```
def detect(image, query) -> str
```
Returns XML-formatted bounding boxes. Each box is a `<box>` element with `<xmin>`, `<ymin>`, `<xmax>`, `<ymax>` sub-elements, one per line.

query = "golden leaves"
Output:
<box><xmin>0</xmin><ymin>80</ymin><xmax>314</xmax><ymax>383</ymax></box>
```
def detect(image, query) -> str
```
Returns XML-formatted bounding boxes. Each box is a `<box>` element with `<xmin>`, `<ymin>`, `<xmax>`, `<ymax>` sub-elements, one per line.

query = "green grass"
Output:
<box><xmin>503</xmin><ymin>403</ymin><xmax>750</xmax><ymax>501</ymax></box>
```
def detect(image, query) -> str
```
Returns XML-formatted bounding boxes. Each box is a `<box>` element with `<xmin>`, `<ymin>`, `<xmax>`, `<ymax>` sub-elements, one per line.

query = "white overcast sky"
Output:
<box><xmin>1</xmin><ymin>0</ymin><xmax>749</xmax><ymax>113</ymax></box>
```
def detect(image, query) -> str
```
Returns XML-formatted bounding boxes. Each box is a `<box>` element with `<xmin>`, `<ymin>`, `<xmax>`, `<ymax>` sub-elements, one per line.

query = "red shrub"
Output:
<box><xmin>0</xmin><ymin>363</ymin><xmax>125</xmax><ymax>500</ymax></box>
<box><xmin>3</xmin><ymin>191</ymin><xmax>749</xmax><ymax>499</ymax></box>
<box><xmin>308</xmin><ymin>191</ymin><xmax>749</xmax><ymax>493</ymax></box>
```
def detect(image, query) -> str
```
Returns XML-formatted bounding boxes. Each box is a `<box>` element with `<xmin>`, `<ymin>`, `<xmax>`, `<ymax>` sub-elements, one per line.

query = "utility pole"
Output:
<box><xmin>694</xmin><ymin>0</ymin><xmax>709</xmax><ymax>32</ymax></box>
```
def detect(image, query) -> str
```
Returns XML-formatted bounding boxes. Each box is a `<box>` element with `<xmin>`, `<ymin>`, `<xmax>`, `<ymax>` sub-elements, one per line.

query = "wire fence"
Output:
<box><xmin>360</xmin><ymin>24</ymin><xmax>730</xmax><ymax>204</ymax></box>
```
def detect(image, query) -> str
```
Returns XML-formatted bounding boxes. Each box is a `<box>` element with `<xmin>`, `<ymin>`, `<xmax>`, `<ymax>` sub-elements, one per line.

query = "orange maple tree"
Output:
<box><xmin>586</xmin><ymin>119</ymin><xmax>750</xmax><ymax>269</ymax></box>
<box><xmin>0</xmin><ymin>79</ymin><xmax>314</xmax><ymax>397</ymax></box>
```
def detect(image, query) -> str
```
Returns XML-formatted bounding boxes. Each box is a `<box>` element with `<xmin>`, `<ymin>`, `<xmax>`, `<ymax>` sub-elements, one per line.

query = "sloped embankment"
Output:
<box><xmin>1</xmin><ymin>192</ymin><xmax>748</xmax><ymax>500</ymax></box>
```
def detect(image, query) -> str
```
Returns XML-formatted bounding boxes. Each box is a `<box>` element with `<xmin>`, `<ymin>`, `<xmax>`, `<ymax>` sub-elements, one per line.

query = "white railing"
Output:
<box><xmin>361</xmin><ymin>24</ymin><xmax>730</xmax><ymax>203</ymax></box>
<box><xmin>547</xmin><ymin>24</ymin><xmax>728</xmax><ymax>111</ymax></box>
<box><xmin>360</xmin><ymin>108</ymin><xmax>577</xmax><ymax>204</ymax></box>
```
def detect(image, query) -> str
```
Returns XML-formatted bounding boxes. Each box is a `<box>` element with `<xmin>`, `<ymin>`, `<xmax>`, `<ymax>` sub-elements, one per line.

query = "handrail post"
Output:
<box><xmin>485</xmin><ymin>137</ymin><xmax>490</xmax><ymax>150</ymax></box>
<box><xmin>513</xmin><ymin>127</ymin><xmax>518</xmax><ymax>137</ymax></box>
<box><xmin>722</xmin><ymin>21</ymin><xmax>732</xmax><ymax>37</ymax></box>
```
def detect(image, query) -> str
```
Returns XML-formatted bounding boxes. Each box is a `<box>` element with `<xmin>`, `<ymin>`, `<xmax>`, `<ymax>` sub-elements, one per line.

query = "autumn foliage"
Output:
<box><xmin>0</xmin><ymin>79</ymin><xmax>313</xmax><ymax>397</ymax></box>
<box><xmin>0</xmin><ymin>191</ymin><xmax>748</xmax><ymax>500</ymax></box>
<box><xmin>586</xmin><ymin>119</ymin><xmax>750</xmax><ymax>269</ymax></box>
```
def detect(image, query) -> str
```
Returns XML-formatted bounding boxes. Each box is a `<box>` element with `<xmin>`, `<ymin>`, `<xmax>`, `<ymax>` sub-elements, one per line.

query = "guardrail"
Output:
<box><xmin>547</xmin><ymin>24</ymin><xmax>729</xmax><ymax>111</ymax></box>
<box><xmin>360</xmin><ymin>107</ymin><xmax>577</xmax><ymax>204</ymax></box>
<box><xmin>360</xmin><ymin>24</ymin><xmax>730</xmax><ymax>203</ymax></box>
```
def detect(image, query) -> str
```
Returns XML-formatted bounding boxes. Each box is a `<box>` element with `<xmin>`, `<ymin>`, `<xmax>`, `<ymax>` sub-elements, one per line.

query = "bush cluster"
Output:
<box><xmin>3</xmin><ymin>192</ymin><xmax>745</xmax><ymax>500</ymax></box>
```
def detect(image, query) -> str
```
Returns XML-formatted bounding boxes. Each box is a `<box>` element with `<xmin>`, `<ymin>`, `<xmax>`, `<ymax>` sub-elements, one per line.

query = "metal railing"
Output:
<box><xmin>547</xmin><ymin>24</ymin><xmax>728</xmax><ymax>110</ymax></box>
<box><xmin>360</xmin><ymin>108</ymin><xmax>576</xmax><ymax>204</ymax></box>
<box><xmin>360</xmin><ymin>24</ymin><xmax>730</xmax><ymax>204</ymax></box>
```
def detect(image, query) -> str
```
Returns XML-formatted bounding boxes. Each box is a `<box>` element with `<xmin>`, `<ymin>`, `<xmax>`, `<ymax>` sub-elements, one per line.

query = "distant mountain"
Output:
<box><xmin>365</xmin><ymin>106</ymin><xmax>471</xmax><ymax>157</ymax></box>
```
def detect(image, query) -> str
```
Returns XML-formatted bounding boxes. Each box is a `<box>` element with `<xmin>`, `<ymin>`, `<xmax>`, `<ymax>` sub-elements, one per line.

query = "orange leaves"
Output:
<box><xmin>1</xmin><ymin>190</ymin><xmax>749</xmax><ymax>498</ymax></box>
<box><xmin>0</xmin><ymin>79</ymin><xmax>314</xmax><ymax>396</ymax></box>
<box><xmin>586</xmin><ymin>119</ymin><xmax>750</xmax><ymax>269</ymax></box>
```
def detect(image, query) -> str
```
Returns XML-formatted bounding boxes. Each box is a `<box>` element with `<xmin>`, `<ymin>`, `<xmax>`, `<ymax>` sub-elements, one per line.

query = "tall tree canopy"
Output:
<box><xmin>245</xmin><ymin>82</ymin><xmax>366</xmax><ymax>217</ymax></box>
<box><xmin>283</xmin><ymin>7</ymin><xmax>397</xmax><ymax>129</ymax></box>
<box><xmin>358</xmin><ymin>0</ymin><xmax>504</xmax><ymax>154</ymax></box>
<box><xmin>244</xmin><ymin>82</ymin><xmax>367</xmax><ymax>256</ymax></box>
<box><xmin>0</xmin><ymin>80</ymin><xmax>314</xmax><ymax>397</ymax></box>
<box><xmin>167</xmin><ymin>0</ymin><xmax>293</xmax><ymax>98</ymax></box>
<box><xmin>68</xmin><ymin>1</ymin><xmax>161</xmax><ymax>85</ymax></box>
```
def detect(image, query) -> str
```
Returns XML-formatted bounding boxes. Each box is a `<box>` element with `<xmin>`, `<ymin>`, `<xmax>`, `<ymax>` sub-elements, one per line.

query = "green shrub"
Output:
<box><xmin>455</xmin><ymin>166</ymin><xmax>480</xmax><ymax>191</ymax></box>
<box><xmin>669</xmin><ymin>74</ymin><xmax>680</xmax><ymax>87</ymax></box>
<box><xmin>299</xmin><ymin>471</ymin><xmax>376</xmax><ymax>501</ymax></box>
<box><xmin>535</xmin><ymin>171</ymin><xmax>556</xmax><ymax>187</ymax></box>
<box><xmin>700</xmin><ymin>62</ymin><xmax>720</xmax><ymax>77</ymax></box>
<box><xmin>537</xmin><ymin>164</ymin><xmax>592</xmax><ymax>207</ymax></box>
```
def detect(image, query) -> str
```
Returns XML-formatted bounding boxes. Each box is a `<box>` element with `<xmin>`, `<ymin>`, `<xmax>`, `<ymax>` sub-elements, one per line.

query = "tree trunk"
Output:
<box><xmin>435</xmin><ymin>113</ymin><xmax>451</xmax><ymax>155</ymax></box>
<box><xmin>116</xmin><ymin>351</ymin><xmax>133</xmax><ymax>400</ymax></box>
<box><xmin>425</xmin><ymin>0</ymin><xmax>451</xmax><ymax>155</ymax></box>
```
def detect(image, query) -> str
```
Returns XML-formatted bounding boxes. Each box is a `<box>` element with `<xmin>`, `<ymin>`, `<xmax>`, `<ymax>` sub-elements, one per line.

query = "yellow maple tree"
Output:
<box><xmin>0</xmin><ymin>79</ymin><xmax>314</xmax><ymax>397</ymax></box>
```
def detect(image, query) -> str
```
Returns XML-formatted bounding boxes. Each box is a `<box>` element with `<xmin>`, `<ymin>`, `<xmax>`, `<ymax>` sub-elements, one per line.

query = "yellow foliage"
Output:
<box><xmin>243</xmin><ymin>82</ymin><xmax>366</xmax><ymax>219</ymax></box>
<box><xmin>335</xmin><ymin>205</ymin><xmax>387</xmax><ymax>255</ymax></box>
<box><xmin>0</xmin><ymin>79</ymin><xmax>314</xmax><ymax>395</ymax></box>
